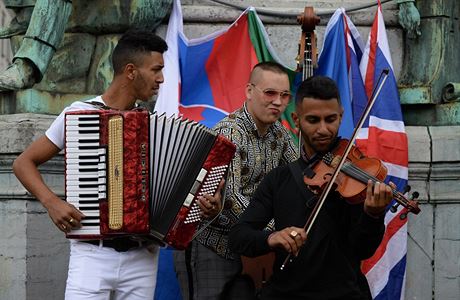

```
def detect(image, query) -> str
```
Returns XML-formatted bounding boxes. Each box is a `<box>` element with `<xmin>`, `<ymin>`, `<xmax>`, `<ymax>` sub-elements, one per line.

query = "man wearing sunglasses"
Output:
<box><xmin>174</xmin><ymin>61</ymin><xmax>298</xmax><ymax>299</ymax></box>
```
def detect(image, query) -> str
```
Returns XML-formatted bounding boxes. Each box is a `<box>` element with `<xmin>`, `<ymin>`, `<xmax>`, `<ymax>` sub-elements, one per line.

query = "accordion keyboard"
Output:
<box><xmin>65</xmin><ymin>113</ymin><xmax>106</xmax><ymax>236</ymax></box>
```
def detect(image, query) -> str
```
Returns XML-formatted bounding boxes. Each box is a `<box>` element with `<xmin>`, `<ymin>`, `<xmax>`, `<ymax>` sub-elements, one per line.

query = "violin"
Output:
<box><xmin>304</xmin><ymin>139</ymin><xmax>420</xmax><ymax>216</ymax></box>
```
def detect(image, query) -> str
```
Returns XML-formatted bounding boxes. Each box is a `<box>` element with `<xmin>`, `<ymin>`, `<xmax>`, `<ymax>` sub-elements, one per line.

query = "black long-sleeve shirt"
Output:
<box><xmin>229</xmin><ymin>159</ymin><xmax>385</xmax><ymax>300</ymax></box>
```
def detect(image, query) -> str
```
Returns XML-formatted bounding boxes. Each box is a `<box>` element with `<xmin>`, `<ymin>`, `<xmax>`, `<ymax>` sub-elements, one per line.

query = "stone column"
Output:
<box><xmin>0</xmin><ymin>112</ymin><xmax>69</xmax><ymax>300</ymax></box>
<box><xmin>405</xmin><ymin>126</ymin><xmax>460</xmax><ymax>300</ymax></box>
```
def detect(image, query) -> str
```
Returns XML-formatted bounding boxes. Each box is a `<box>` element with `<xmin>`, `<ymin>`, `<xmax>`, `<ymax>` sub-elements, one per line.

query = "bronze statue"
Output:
<box><xmin>0</xmin><ymin>0</ymin><xmax>173</xmax><ymax>92</ymax></box>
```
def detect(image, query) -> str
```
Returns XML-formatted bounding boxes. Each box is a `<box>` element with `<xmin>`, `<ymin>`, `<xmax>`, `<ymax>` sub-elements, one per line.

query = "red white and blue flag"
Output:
<box><xmin>318</xmin><ymin>4</ymin><xmax>410</xmax><ymax>300</ymax></box>
<box><xmin>358</xmin><ymin>3</ymin><xmax>409</xmax><ymax>300</ymax></box>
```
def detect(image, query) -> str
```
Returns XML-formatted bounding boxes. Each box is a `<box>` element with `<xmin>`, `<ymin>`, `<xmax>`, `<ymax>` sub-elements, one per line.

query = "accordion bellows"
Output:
<box><xmin>64</xmin><ymin>109</ymin><xmax>236</xmax><ymax>249</ymax></box>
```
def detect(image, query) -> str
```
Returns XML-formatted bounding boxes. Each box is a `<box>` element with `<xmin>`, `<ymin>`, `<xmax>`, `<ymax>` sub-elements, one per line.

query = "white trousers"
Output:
<box><xmin>65</xmin><ymin>241</ymin><xmax>159</xmax><ymax>300</ymax></box>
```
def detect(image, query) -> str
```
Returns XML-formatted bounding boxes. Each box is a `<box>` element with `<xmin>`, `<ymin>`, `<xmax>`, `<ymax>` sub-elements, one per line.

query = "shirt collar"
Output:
<box><xmin>300</xmin><ymin>137</ymin><xmax>341</xmax><ymax>165</ymax></box>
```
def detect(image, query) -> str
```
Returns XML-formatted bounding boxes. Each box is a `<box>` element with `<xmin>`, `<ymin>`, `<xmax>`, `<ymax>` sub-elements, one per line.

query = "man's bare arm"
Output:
<box><xmin>13</xmin><ymin>136</ymin><xmax>84</xmax><ymax>232</ymax></box>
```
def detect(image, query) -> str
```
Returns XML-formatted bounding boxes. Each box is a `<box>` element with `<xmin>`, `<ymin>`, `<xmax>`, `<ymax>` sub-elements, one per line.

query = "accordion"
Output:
<box><xmin>64</xmin><ymin>109</ymin><xmax>236</xmax><ymax>249</ymax></box>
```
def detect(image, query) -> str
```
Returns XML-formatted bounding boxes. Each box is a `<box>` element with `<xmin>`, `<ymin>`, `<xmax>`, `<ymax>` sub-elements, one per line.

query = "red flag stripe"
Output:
<box><xmin>361</xmin><ymin>209</ymin><xmax>408</xmax><ymax>274</ymax></box>
<box><xmin>356</xmin><ymin>128</ymin><xmax>408</xmax><ymax>166</ymax></box>
<box><xmin>364</xmin><ymin>11</ymin><xmax>379</xmax><ymax>99</ymax></box>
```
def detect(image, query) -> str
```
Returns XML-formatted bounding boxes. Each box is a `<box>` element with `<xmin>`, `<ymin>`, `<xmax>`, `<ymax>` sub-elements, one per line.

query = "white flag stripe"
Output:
<box><xmin>155</xmin><ymin>0</ymin><xmax>182</xmax><ymax>116</ymax></box>
<box><xmin>178</xmin><ymin>103</ymin><xmax>230</xmax><ymax>115</ymax></box>
<box><xmin>357</xmin><ymin>128</ymin><xmax>369</xmax><ymax>139</ymax></box>
<box><xmin>369</xmin><ymin>116</ymin><xmax>406</xmax><ymax>133</ymax></box>
<box><xmin>376</xmin><ymin>10</ymin><xmax>394</xmax><ymax>68</ymax></box>
<box><xmin>345</xmin><ymin>13</ymin><xmax>365</xmax><ymax>51</ymax></box>
<box><xmin>382</xmin><ymin>161</ymin><xmax>408</xmax><ymax>180</ymax></box>
<box><xmin>359</xmin><ymin>42</ymin><xmax>370</xmax><ymax>81</ymax></box>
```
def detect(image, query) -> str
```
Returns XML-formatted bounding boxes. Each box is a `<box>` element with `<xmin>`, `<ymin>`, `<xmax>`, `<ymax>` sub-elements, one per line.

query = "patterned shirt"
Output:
<box><xmin>195</xmin><ymin>103</ymin><xmax>298</xmax><ymax>259</ymax></box>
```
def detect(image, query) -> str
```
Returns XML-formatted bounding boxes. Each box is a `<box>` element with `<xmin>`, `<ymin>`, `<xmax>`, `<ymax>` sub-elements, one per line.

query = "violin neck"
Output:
<box><xmin>341</xmin><ymin>162</ymin><xmax>411</xmax><ymax>209</ymax></box>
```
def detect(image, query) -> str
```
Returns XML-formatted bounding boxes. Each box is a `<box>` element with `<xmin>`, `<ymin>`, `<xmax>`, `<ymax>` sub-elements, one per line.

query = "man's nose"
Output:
<box><xmin>157</xmin><ymin>71</ymin><xmax>164</xmax><ymax>83</ymax></box>
<box><xmin>317</xmin><ymin>121</ymin><xmax>329</xmax><ymax>133</ymax></box>
<box><xmin>271</xmin><ymin>94</ymin><xmax>282</xmax><ymax>105</ymax></box>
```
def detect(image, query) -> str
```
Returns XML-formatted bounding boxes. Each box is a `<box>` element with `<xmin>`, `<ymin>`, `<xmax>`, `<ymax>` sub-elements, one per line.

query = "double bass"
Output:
<box><xmin>240</xmin><ymin>6</ymin><xmax>320</xmax><ymax>290</ymax></box>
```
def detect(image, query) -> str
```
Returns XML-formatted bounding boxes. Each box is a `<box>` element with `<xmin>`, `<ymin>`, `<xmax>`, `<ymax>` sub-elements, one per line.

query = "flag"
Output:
<box><xmin>156</xmin><ymin>0</ymin><xmax>297</xmax><ymax>129</ymax></box>
<box><xmin>318</xmin><ymin>6</ymin><xmax>409</xmax><ymax>299</ymax></box>
<box><xmin>315</xmin><ymin>8</ymin><xmax>355</xmax><ymax>139</ymax></box>
<box><xmin>357</xmin><ymin>2</ymin><xmax>409</xmax><ymax>300</ymax></box>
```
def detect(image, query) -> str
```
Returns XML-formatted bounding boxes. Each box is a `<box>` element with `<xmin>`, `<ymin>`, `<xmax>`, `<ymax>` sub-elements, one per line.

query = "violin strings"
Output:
<box><xmin>341</xmin><ymin>162</ymin><xmax>409</xmax><ymax>206</ymax></box>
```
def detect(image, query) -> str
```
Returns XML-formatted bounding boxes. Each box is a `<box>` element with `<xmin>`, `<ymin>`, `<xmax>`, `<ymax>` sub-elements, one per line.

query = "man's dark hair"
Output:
<box><xmin>295</xmin><ymin>76</ymin><xmax>341</xmax><ymax>105</ymax></box>
<box><xmin>249</xmin><ymin>61</ymin><xmax>289</xmax><ymax>83</ymax></box>
<box><xmin>112</xmin><ymin>29</ymin><xmax>168</xmax><ymax>74</ymax></box>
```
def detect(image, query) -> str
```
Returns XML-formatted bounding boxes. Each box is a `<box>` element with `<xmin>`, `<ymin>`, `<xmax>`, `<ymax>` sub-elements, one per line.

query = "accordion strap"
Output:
<box><xmin>86</xmin><ymin>100</ymin><xmax>146</xmax><ymax>112</ymax></box>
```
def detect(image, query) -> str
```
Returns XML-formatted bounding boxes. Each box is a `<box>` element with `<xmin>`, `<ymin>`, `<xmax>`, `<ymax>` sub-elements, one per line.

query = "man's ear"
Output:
<box><xmin>291</xmin><ymin>111</ymin><xmax>299</xmax><ymax>128</ymax></box>
<box><xmin>245</xmin><ymin>83</ymin><xmax>252</xmax><ymax>100</ymax></box>
<box><xmin>125</xmin><ymin>63</ymin><xmax>136</xmax><ymax>80</ymax></box>
<box><xmin>339</xmin><ymin>106</ymin><xmax>344</xmax><ymax>120</ymax></box>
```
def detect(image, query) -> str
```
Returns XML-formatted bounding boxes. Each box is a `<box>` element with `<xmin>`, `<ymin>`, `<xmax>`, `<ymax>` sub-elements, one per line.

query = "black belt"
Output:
<box><xmin>82</xmin><ymin>238</ymin><xmax>147</xmax><ymax>252</ymax></box>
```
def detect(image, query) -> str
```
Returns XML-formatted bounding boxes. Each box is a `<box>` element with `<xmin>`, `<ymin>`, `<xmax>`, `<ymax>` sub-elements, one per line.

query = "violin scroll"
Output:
<box><xmin>390</xmin><ymin>189</ymin><xmax>420</xmax><ymax>219</ymax></box>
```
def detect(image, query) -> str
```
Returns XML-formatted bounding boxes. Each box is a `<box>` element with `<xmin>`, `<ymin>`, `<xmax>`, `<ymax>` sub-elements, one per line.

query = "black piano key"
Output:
<box><xmin>77</xmin><ymin>116</ymin><xmax>99</xmax><ymax>122</ymax></box>
<box><xmin>79</xmin><ymin>206</ymin><xmax>99</xmax><ymax>211</ymax></box>
<box><xmin>78</xmin><ymin>155</ymin><xmax>100</xmax><ymax>160</ymax></box>
<box><xmin>78</xmin><ymin>139</ymin><xmax>100</xmax><ymax>144</ymax></box>
<box><xmin>79</xmin><ymin>194</ymin><xmax>99</xmax><ymax>198</ymax></box>
<box><xmin>79</xmin><ymin>177</ymin><xmax>98</xmax><ymax>182</ymax></box>
<box><xmin>78</xmin><ymin>123</ymin><xmax>99</xmax><ymax>127</ymax></box>
<box><xmin>79</xmin><ymin>184</ymin><xmax>99</xmax><ymax>189</ymax></box>
<box><xmin>77</xmin><ymin>168</ymin><xmax>98</xmax><ymax>172</ymax></box>
<box><xmin>79</xmin><ymin>145</ymin><xmax>99</xmax><ymax>150</ymax></box>
<box><xmin>79</xmin><ymin>161</ymin><xmax>98</xmax><ymax>166</ymax></box>
<box><xmin>78</xmin><ymin>130</ymin><xmax>99</xmax><ymax>134</ymax></box>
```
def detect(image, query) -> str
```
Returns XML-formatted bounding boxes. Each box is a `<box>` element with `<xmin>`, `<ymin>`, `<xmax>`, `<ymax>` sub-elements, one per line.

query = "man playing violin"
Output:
<box><xmin>229</xmin><ymin>76</ymin><xmax>394</xmax><ymax>300</ymax></box>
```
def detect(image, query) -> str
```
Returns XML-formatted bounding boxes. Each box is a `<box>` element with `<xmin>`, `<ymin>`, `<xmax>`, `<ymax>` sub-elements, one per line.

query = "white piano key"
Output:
<box><xmin>66</xmin><ymin>159</ymin><xmax>100</xmax><ymax>165</ymax></box>
<box><xmin>66</xmin><ymin>148</ymin><xmax>100</xmax><ymax>154</ymax></box>
<box><xmin>66</xmin><ymin>170</ymin><xmax>98</xmax><ymax>176</ymax></box>
<box><xmin>66</xmin><ymin>134</ymin><xmax>100</xmax><ymax>141</ymax></box>
<box><xmin>66</xmin><ymin>141</ymin><xmax>100</xmax><ymax>148</ymax></box>
<box><xmin>80</xmin><ymin>211</ymin><xmax>100</xmax><ymax>217</ymax></box>
<box><xmin>65</xmin><ymin>126</ymin><xmax>101</xmax><ymax>131</ymax></box>
<box><xmin>66</xmin><ymin>185</ymin><xmax>98</xmax><ymax>192</ymax></box>
<box><xmin>66</xmin><ymin>170</ymin><xmax>98</xmax><ymax>177</ymax></box>
<box><xmin>66</xmin><ymin>165</ymin><xmax>99</xmax><ymax>170</ymax></box>
<box><xmin>67</xmin><ymin>191</ymin><xmax>99</xmax><ymax>197</ymax></box>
